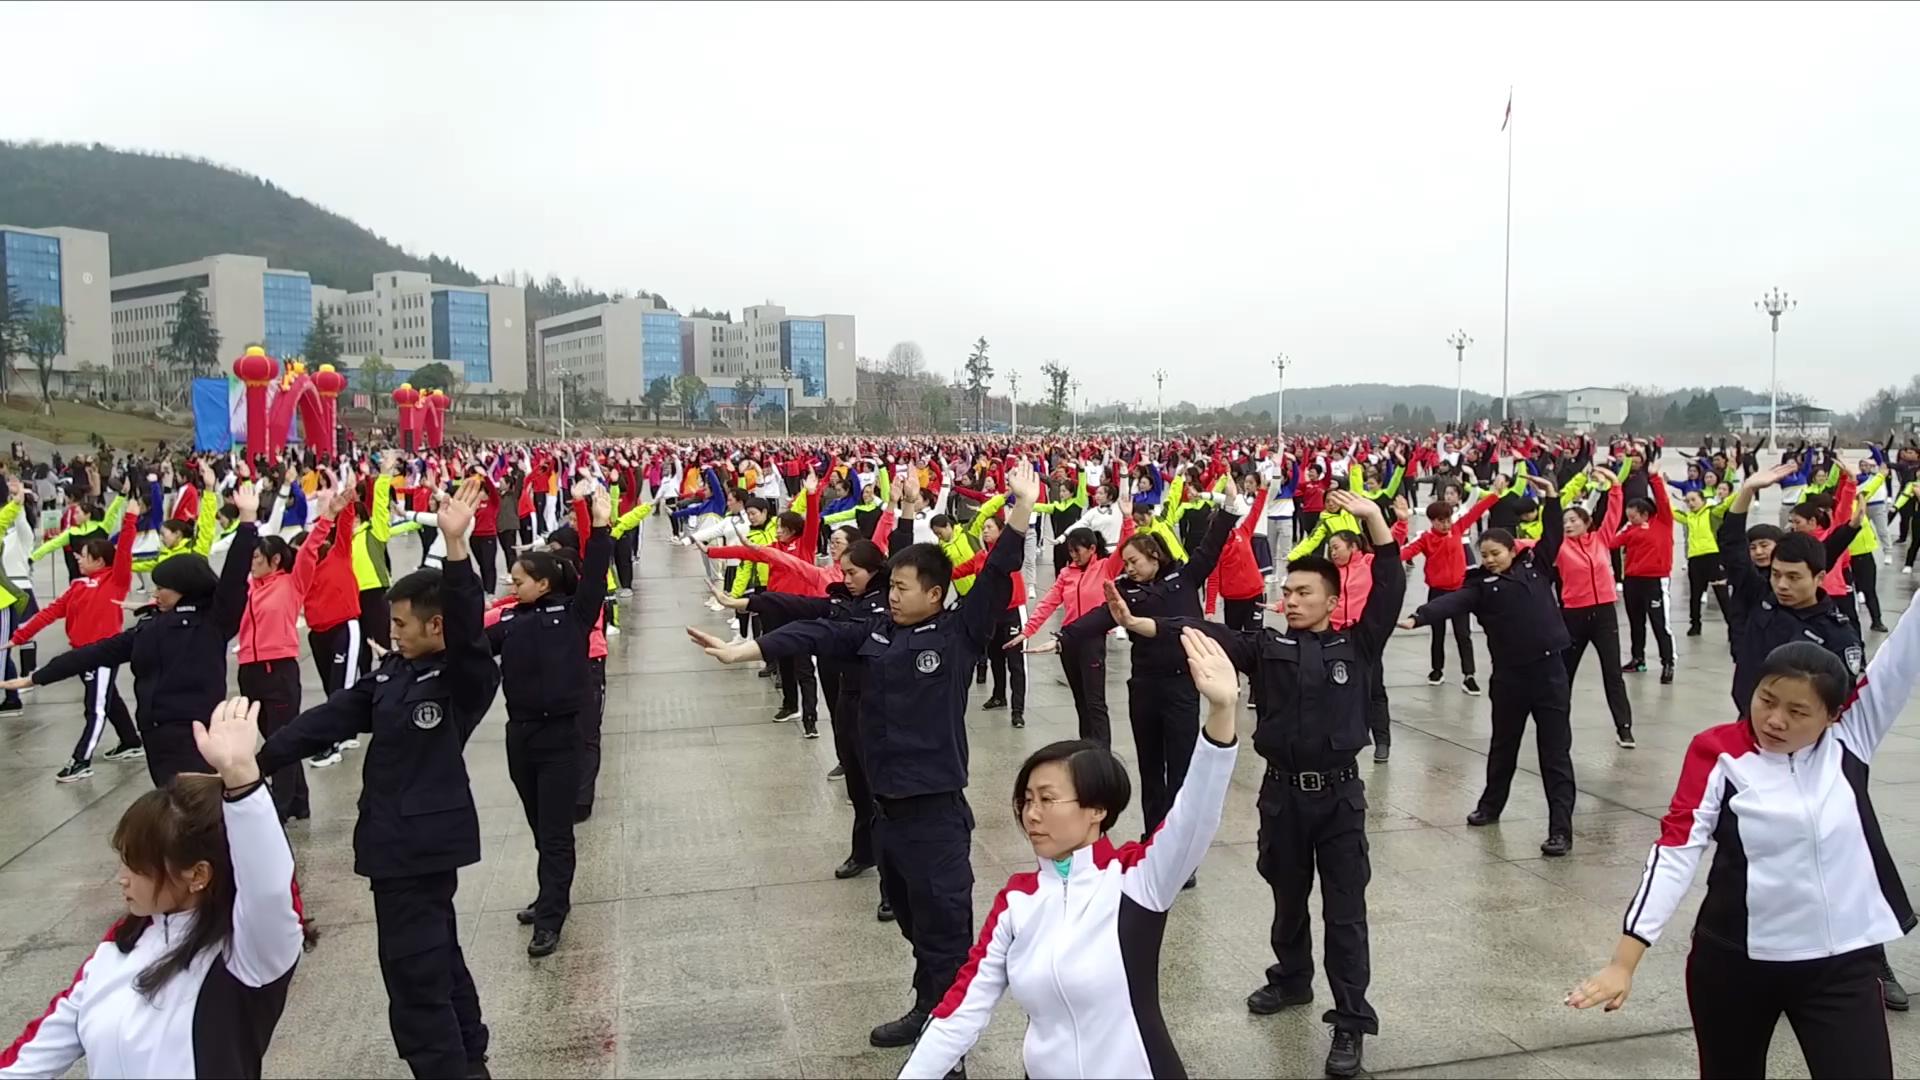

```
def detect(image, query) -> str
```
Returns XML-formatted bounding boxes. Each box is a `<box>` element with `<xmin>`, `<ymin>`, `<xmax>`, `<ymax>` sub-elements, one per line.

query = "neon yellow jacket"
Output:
<box><xmin>1675</xmin><ymin>500</ymin><xmax>1732</xmax><ymax>558</ymax></box>
<box><xmin>1847</xmin><ymin>473</ymin><xmax>1887</xmax><ymax>557</ymax></box>
<box><xmin>1348</xmin><ymin>462</ymin><xmax>1405</xmax><ymax>500</ymax></box>
<box><xmin>32</xmin><ymin>494</ymin><xmax>128</xmax><ymax>562</ymax></box>
<box><xmin>352</xmin><ymin>475</ymin><xmax>402</xmax><ymax>592</ymax></box>
<box><xmin>730</xmin><ymin>520</ymin><xmax>778</xmax><ymax>595</ymax></box>
<box><xmin>132</xmin><ymin>487</ymin><xmax>221</xmax><ymax>573</ymax></box>
<box><xmin>0</xmin><ymin>501</ymin><xmax>24</xmax><ymax>609</ymax></box>
<box><xmin>941</xmin><ymin>529</ymin><xmax>979</xmax><ymax>596</ymax></box>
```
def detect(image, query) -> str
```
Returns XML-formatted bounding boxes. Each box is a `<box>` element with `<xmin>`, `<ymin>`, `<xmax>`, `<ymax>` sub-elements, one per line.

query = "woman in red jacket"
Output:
<box><xmin>1017</xmin><ymin>527</ymin><xmax>1127</xmax><ymax>745</ymax></box>
<box><xmin>1558</xmin><ymin>467</ymin><xmax>1634</xmax><ymax>746</ymax></box>
<box><xmin>467</xmin><ymin>466</ymin><xmax>502</xmax><ymax>595</ymax></box>
<box><xmin>299</xmin><ymin>493</ymin><xmax>362</xmax><ymax>770</ymax></box>
<box><xmin>238</xmin><ymin>489</ymin><xmax>338</xmax><ymax>822</ymax></box>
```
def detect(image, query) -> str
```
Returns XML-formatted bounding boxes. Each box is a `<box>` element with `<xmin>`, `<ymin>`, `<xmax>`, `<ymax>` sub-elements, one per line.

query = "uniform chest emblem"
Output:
<box><xmin>413</xmin><ymin>701</ymin><xmax>444</xmax><ymax>730</ymax></box>
<box><xmin>1332</xmin><ymin>660</ymin><xmax>1350</xmax><ymax>685</ymax></box>
<box><xmin>500</xmin><ymin>611</ymin><xmax>515</xmax><ymax>622</ymax></box>
<box><xmin>1845</xmin><ymin>645</ymin><xmax>1865</xmax><ymax>675</ymax></box>
<box><xmin>916</xmin><ymin>650</ymin><xmax>942</xmax><ymax>674</ymax></box>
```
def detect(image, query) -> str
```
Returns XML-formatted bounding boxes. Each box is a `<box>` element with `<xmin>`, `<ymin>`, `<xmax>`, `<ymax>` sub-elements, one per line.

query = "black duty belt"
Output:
<box><xmin>1266</xmin><ymin>764</ymin><xmax>1358</xmax><ymax>791</ymax></box>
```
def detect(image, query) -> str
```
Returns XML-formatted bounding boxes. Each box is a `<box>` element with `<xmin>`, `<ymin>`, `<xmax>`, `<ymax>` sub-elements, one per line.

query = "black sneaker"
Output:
<box><xmin>516</xmin><ymin>906</ymin><xmax>536</xmax><ymax>926</ymax></box>
<box><xmin>467</xmin><ymin>1056</ymin><xmax>492</xmax><ymax>1080</ymax></box>
<box><xmin>834</xmin><ymin>857</ymin><xmax>874</xmax><ymax>880</ymax></box>
<box><xmin>527</xmin><ymin>928</ymin><xmax>560</xmax><ymax>957</ymax></box>
<box><xmin>1462</xmin><ymin>677</ymin><xmax>1481</xmax><ymax>697</ymax></box>
<box><xmin>1011</xmin><ymin>713</ymin><xmax>1026</xmax><ymax>729</ymax></box>
<box><xmin>974</xmin><ymin>665</ymin><xmax>987</xmax><ymax>686</ymax></box>
<box><xmin>1246</xmin><ymin>984</ymin><xmax>1313</xmax><ymax>1015</ymax></box>
<box><xmin>1540</xmin><ymin>833</ymin><xmax>1573</xmax><ymax>857</ymax></box>
<box><xmin>1616</xmin><ymin>728</ymin><xmax>1637</xmax><ymax>749</ymax></box>
<box><xmin>1373</xmin><ymin>743</ymin><xmax>1390</xmax><ymax>763</ymax></box>
<box><xmin>307</xmin><ymin>747</ymin><xmax>343</xmax><ymax>768</ymax></box>
<box><xmin>1183</xmin><ymin>873</ymin><xmax>1198</xmax><ymax>890</ymax></box>
<box><xmin>1466</xmin><ymin>809</ymin><xmax>1500</xmax><ymax>827</ymax></box>
<box><xmin>869</xmin><ymin>1006</ymin><xmax>930</xmax><ymax>1048</ymax></box>
<box><xmin>1882</xmin><ymin>959</ymin><xmax>1910</xmax><ymax>1011</ymax></box>
<box><xmin>1873</xmin><ymin>623</ymin><xmax>1891</xmax><ymax>634</ymax></box>
<box><xmin>876</xmin><ymin>898</ymin><xmax>895</xmax><ymax>923</ymax></box>
<box><xmin>102</xmin><ymin>743</ymin><xmax>145</xmax><ymax>763</ymax></box>
<box><xmin>0</xmin><ymin>697</ymin><xmax>21</xmax><ymax>714</ymax></box>
<box><xmin>981</xmin><ymin>695</ymin><xmax>1007</xmax><ymax>711</ymax></box>
<box><xmin>574</xmin><ymin>803</ymin><xmax>592</xmax><ymax>823</ymax></box>
<box><xmin>1686</xmin><ymin>624</ymin><xmax>1702</xmax><ymax>637</ymax></box>
<box><xmin>1325</xmin><ymin>1028</ymin><xmax>1364</xmax><ymax>1078</ymax></box>
<box><xmin>827</xmin><ymin>763</ymin><xmax>845</xmax><ymax>780</ymax></box>
<box><xmin>1621</xmin><ymin>660</ymin><xmax>1646</xmax><ymax>674</ymax></box>
<box><xmin>757</xmin><ymin>667</ymin><xmax>776</xmax><ymax>679</ymax></box>
<box><xmin>54</xmin><ymin>759</ymin><xmax>92</xmax><ymax>784</ymax></box>
<box><xmin>1426</xmin><ymin>670</ymin><xmax>1445</xmax><ymax>686</ymax></box>
<box><xmin>772</xmin><ymin>707</ymin><xmax>798</xmax><ymax>723</ymax></box>
<box><xmin>1660</xmin><ymin>664</ymin><xmax>1675</xmax><ymax>685</ymax></box>
<box><xmin>802</xmin><ymin>727</ymin><xmax>820</xmax><ymax>740</ymax></box>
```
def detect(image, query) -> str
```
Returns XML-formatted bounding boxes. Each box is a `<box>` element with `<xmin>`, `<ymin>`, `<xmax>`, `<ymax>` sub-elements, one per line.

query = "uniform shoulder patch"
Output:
<box><xmin>1845</xmin><ymin>644</ymin><xmax>1866</xmax><ymax>675</ymax></box>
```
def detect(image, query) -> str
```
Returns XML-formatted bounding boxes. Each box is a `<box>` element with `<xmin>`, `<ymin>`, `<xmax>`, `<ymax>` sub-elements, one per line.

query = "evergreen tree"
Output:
<box><xmin>162</xmin><ymin>285</ymin><xmax>223</xmax><ymax>381</ymax></box>
<box><xmin>644</xmin><ymin>376</ymin><xmax>673</xmax><ymax>423</ymax></box>
<box><xmin>1042</xmin><ymin>362</ymin><xmax>1071</xmax><ymax>432</ymax></box>
<box><xmin>964</xmin><ymin>337</ymin><xmax>993</xmax><ymax>428</ymax></box>
<box><xmin>22</xmin><ymin>306</ymin><xmax>68</xmax><ymax>413</ymax></box>
<box><xmin>302</xmin><ymin>304</ymin><xmax>343</xmax><ymax>369</ymax></box>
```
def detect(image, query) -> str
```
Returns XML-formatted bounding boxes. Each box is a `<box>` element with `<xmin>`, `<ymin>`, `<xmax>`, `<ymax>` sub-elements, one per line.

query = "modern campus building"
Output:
<box><xmin>109</xmin><ymin>253</ymin><xmax>316</xmax><ymax>402</ymax></box>
<box><xmin>538</xmin><ymin>297</ymin><xmax>855</xmax><ymax>419</ymax></box>
<box><xmin>0</xmin><ymin>224</ymin><xmax>112</xmax><ymax>394</ymax></box>
<box><xmin>317</xmin><ymin>271</ymin><xmax>528</xmax><ymax>398</ymax></box>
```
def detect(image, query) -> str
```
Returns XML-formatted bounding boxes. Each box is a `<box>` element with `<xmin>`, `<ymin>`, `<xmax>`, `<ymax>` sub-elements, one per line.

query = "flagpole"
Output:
<box><xmin>1501</xmin><ymin>88</ymin><xmax>1513</xmax><ymax>424</ymax></box>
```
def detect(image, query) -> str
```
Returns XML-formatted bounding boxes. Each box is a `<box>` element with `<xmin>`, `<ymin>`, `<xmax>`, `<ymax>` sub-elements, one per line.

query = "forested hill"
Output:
<box><xmin>0</xmin><ymin>141</ymin><xmax>481</xmax><ymax>289</ymax></box>
<box><xmin>1228</xmin><ymin>383</ymin><xmax>1495</xmax><ymax>422</ymax></box>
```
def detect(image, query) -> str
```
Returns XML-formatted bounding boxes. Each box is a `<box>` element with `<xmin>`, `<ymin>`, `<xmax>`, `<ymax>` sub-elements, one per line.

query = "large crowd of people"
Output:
<box><xmin>0</xmin><ymin>420</ymin><xmax>1916</xmax><ymax>1079</ymax></box>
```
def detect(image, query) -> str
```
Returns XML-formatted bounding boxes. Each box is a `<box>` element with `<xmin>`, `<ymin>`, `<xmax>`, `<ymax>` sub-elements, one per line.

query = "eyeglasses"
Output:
<box><xmin>1018</xmin><ymin>794</ymin><xmax>1080</xmax><ymax>813</ymax></box>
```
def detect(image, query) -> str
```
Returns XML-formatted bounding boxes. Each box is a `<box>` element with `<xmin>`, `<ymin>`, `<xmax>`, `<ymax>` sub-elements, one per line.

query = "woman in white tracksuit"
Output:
<box><xmin>900</xmin><ymin>624</ymin><xmax>1240</xmax><ymax>1080</ymax></box>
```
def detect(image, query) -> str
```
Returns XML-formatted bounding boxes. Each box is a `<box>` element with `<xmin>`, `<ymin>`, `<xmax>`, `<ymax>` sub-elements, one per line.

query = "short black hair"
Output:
<box><xmin>1625</xmin><ymin>497</ymin><xmax>1655</xmax><ymax>517</ymax></box>
<box><xmin>159</xmin><ymin>519</ymin><xmax>191</xmax><ymax>543</ymax></box>
<box><xmin>1770</xmin><ymin>531</ymin><xmax>1828</xmax><ymax>574</ymax></box>
<box><xmin>1479</xmin><ymin>527</ymin><xmax>1518</xmax><ymax>552</ymax></box>
<box><xmin>255</xmin><ymin>535</ymin><xmax>294</xmax><ymax>574</ymax></box>
<box><xmin>929</xmin><ymin>514</ymin><xmax>954</xmax><ymax>531</ymax></box>
<box><xmin>1325</xmin><ymin>528</ymin><xmax>1368</xmax><ymax>554</ymax></box>
<box><xmin>1789</xmin><ymin>496</ymin><xmax>1832</xmax><ymax>530</ymax></box>
<box><xmin>1756</xmin><ymin>641</ymin><xmax>1854</xmax><ymax>714</ymax></box>
<box><xmin>1012</xmin><ymin>739</ymin><xmax>1132</xmax><ymax>834</ymax></box>
<box><xmin>1747</xmin><ymin>523</ymin><xmax>1786</xmax><ymax>545</ymax></box>
<box><xmin>744</xmin><ymin>496</ymin><xmax>772</xmax><ymax>516</ymax></box>
<box><xmin>387</xmin><ymin>567</ymin><xmax>445</xmax><ymax>619</ymax></box>
<box><xmin>776</xmin><ymin>511</ymin><xmax>804</xmax><ymax>535</ymax></box>
<box><xmin>840</xmin><ymin>539</ymin><xmax>888</xmax><ymax>578</ymax></box>
<box><xmin>1064</xmin><ymin>527</ymin><xmax>1109</xmax><ymax>559</ymax></box>
<box><xmin>80</xmin><ymin>536</ymin><xmax>115</xmax><ymax>564</ymax></box>
<box><xmin>888</xmin><ymin>542</ymin><xmax>952</xmax><ymax>596</ymax></box>
<box><xmin>1284</xmin><ymin>554</ymin><xmax>1341</xmax><ymax>595</ymax></box>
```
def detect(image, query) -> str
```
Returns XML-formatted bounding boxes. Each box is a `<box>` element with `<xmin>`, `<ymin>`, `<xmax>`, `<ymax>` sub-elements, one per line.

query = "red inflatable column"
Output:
<box><xmin>232</xmin><ymin>347</ymin><xmax>279</xmax><ymax>464</ymax></box>
<box><xmin>312</xmin><ymin>364</ymin><xmax>347</xmax><ymax>459</ymax></box>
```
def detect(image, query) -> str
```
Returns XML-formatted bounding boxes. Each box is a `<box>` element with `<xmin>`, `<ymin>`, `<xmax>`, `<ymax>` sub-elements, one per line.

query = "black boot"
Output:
<box><xmin>869</xmin><ymin>1005</ymin><xmax>930</xmax><ymax>1048</ymax></box>
<box><xmin>1325</xmin><ymin>1029</ymin><xmax>1364</xmax><ymax>1078</ymax></box>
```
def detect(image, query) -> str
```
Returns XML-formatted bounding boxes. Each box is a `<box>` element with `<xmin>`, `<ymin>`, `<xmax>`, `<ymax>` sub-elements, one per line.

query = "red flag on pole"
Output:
<box><xmin>1501</xmin><ymin>90</ymin><xmax>1512</xmax><ymax>131</ymax></box>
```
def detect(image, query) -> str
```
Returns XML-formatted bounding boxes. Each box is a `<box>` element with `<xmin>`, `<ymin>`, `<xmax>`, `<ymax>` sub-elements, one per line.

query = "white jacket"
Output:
<box><xmin>1625</xmin><ymin>609</ymin><xmax>1920</xmax><ymax>961</ymax></box>
<box><xmin>1078</xmin><ymin>504</ymin><xmax>1124</xmax><ymax>549</ymax></box>
<box><xmin>0</xmin><ymin>785</ymin><xmax>303</xmax><ymax>1078</ymax></box>
<box><xmin>901</xmin><ymin>731</ymin><xmax>1238</xmax><ymax>1079</ymax></box>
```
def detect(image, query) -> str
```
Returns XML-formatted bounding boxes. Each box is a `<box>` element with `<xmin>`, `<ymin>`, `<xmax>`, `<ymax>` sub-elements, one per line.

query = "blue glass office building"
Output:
<box><xmin>433</xmin><ymin>290</ymin><xmax>492</xmax><ymax>383</ymax></box>
<box><xmin>641</xmin><ymin>312</ymin><xmax>682</xmax><ymax>392</ymax></box>
<box><xmin>1</xmin><ymin>231</ymin><xmax>63</xmax><ymax>314</ymax></box>
<box><xmin>261</xmin><ymin>272</ymin><xmax>313</xmax><ymax>360</ymax></box>
<box><xmin>780</xmin><ymin>319</ymin><xmax>826</xmax><ymax>397</ymax></box>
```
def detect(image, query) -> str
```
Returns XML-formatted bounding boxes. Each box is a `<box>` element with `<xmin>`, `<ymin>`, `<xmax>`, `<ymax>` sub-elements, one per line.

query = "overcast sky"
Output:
<box><xmin>6</xmin><ymin>1</ymin><xmax>1917</xmax><ymax>410</ymax></box>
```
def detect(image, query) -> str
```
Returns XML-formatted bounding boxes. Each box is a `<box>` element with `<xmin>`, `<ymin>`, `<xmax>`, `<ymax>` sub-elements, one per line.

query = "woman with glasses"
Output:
<box><xmin>899</xmin><ymin>613</ymin><xmax>1241</xmax><ymax>1079</ymax></box>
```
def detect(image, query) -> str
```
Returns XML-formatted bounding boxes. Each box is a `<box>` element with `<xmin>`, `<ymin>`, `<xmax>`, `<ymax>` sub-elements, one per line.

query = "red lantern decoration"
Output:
<box><xmin>231</xmin><ymin>346</ymin><xmax>280</xmax><ymax>462</ymax></box>
<box><xmin>393</xmin><ymin>384</ymin><xmax>421</xmax><ymax>451</ymax></box>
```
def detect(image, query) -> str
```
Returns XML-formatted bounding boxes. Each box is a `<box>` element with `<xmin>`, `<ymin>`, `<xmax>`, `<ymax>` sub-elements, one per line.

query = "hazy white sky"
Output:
<box><xmin>5</xmin><ymin>0</ymin><xmax>1917</xmax><ymax>410</ymax></box>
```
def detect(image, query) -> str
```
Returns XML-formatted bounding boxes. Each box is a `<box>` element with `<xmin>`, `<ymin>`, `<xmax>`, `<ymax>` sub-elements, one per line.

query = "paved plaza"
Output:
<box><xmin>2</xmin><ymin>527</ymin><xmax>1919</xmax><ymax>1078</ymax></box>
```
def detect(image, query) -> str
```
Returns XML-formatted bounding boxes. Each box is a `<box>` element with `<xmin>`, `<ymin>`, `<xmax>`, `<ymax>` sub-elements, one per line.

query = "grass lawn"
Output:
<box><xmin>0</xmin><ymin>398</ymin><xmax>189</xmax><ymax>446</ymax></box>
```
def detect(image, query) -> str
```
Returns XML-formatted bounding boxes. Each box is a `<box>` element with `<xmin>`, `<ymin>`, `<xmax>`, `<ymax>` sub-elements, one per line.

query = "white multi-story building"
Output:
<box><xmin>535</xmin><ymin>294</ymin><xmax>684</xmax><ymax>408</ymax></box>
<box><xmin>0</xmin><ymin>224</ymin><xmax>111</xmax><ymax>395</ymax></box>
<box><xmin>323</xmin><ymin>271</ymin><xmax>527</xmax><ymax>396</ymax></box>
<box><xmin>109</xmin><ymin>253</ymin><xmax>315</xmax><ymax>402</ymax></box>
<box><xmin>682</xmin><ymin>302</ymin><xmax>856</xmax><ymax>412</ymax></box>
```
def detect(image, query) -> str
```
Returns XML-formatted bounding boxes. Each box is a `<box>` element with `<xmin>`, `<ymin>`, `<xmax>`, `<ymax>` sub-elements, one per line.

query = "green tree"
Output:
<box><xmin>964</xmin><ymin>337</ymin><xmax>993</xmax><ymax>428</ymax></box>
<box><xmin>1413</xmin><ymin>405</ymin><xmax>1438</xmax><ymax>429</ymax></box>
<box><xmin>758</xmin><ymin>400</ymin><xmax>786</xmax><ymax>430</ymax></box>
<box><xmin>161</xmin><ymin>285</ymin><xmax>222</xmax><ymax>383</ymax></box>
<box><xmin>1659</xmin><ymin>400</ymin><xmax>1685</xmax><ymax>433</ymax></box>
<box><xmin>22</xmin><ymin>306</ymin><xmax>68</xmax><ymax>414</ymax></box>
<box><xmin>0</xmin><ymin>285</ymin><xmax>27</xmax><ymax>401</ymax></box>
<box><xmin>357</xmin><ymin>353</ymin><xmax>396</xmax><ymax>419</ymax></box>
<box><xmin>644</xmin><ymin>376</ymin><xmax>673</xmax><ymax>423</ymax></box>
<box><xmin>873</xmin><ymin>371</ymin><xmax>903</xmax><ymax>424</ymax></box>
<box><xmin>673</xmin><ymin>374</ymin><xmax>710</xmax><ymax>426</ymax></box>
<box><xmin>922</xmin><ymin>386</ymin><xmax>953</xmax><ymax>432</ymax></box>
<box><xmin>734</xmin><ymin>371</ymin><xmax>765</xmax><ymax>429</ymax></box>
<box><xmin>302</xmin><ymin>304</ymin><xmax>343</xmax><ymax>370</ymax></box>
<box><xmin>410</xmin><ymin>361</ymin><xmax>456</xmax><ymax>392</ymax></box>
<box><xmin>1041</xmin><ymin>362</ymin><xmax>1071</xmax><ymax>432</ymax></box>
<box><xmin>1683</xmin><ymin>392</ymin><xmax>1725</xmax><ymax>433</ymax></box>
<box><xmin>860</xmin><ymin>410</ymin><xmax>895</xmax><ymax>434</ymax></box>
<box><xmin>1390</xmin><ymin>402</ymin><xmax>1410</xmax><ymax>425</ymax></box>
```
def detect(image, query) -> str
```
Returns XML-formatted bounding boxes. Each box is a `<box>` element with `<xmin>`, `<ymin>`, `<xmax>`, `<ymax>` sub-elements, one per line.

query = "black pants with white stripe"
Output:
<box><xmin>1688</xmin><ymin>936</ymin><xmax>1892</xmax><ymax>1079</ymax></box>
<box><xmin>73</xmin><ymin>665</ymin><xmax>137</xmax><ymax>764</ymax></box>
<box><xmin>1623</xmin><ymin>575</ymin><xmax>1674</xmax><ymax>667</ymax></box>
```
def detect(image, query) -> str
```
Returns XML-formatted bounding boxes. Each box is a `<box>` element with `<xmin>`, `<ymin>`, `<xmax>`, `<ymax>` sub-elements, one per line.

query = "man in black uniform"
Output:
<box><xmin>689</xmin><ymin>462</ymin><xmax>1037</xmax><ymax>1055</ymax></box>
<box><xmin>258</xmin><ymin>478</ymin><xmax>502</xmax><ymax>1079</ymax></box>
<box><xmin>1114</xmin><ymin>489</ymin><xmax>1402</xmax><ymax>1079</ymax></box>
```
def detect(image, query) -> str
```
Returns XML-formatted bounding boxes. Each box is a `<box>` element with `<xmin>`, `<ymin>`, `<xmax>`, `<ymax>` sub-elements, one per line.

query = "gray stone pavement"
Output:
<box><xmin>1</xmin><ymin>528</ymin><xmax>1918</xmax><ymax>1078</ymax></box>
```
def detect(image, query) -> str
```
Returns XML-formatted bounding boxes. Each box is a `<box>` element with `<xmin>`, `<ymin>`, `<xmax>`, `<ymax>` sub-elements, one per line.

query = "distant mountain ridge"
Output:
<box><xmin>1227</xmin><ymin>382</ymin><xmax>1774</xmax><ymax>423</ymax></box>
<box><xmin>0</xmin><ymin>140</ymin><xmax>481</xmax><ymax>289</ymax></box>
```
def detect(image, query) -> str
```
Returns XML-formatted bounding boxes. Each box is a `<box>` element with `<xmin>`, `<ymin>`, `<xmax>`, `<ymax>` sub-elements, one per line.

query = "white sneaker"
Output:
<box><xmin>606</xmin><ymin>625</ymin><xmax>621</xmax><ymax>637</ymax></box>
<box><xmin>618</xmin><ymin>587</ymin><xmax>633</xmax><ymax>598</ymax></box>
<box><xmin>307</xmin><ymin>749</ymin><xmax>343</xmax><ymax>768</ymax></box>
<box><xmin>1027</xmin><ymin>584</ymin><xmax>1037</xmax><ymax>599</ymax></box>
<box><xmin>1906</xmin><ymin>566</ymin><xmax>1913</xmax><ymax>576</ymax></box>
<box><xmin>341</xmin><ymin>738</ymin><xmax>361</xmax><ymax>750</ymax></box>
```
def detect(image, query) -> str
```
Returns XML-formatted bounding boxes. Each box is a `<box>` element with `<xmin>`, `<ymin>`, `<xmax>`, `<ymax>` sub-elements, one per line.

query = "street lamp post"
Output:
<box><xmin>1446</xmin><ymin>330</ymin><xmax>1473</xmax><ymax>425</ymax></box>
<box><xmin>1755</xmin><ymin>288</ymin><xmax>1794</xmax><ymax>448</ymax></box>
<box><xmin>1152</xmin><ymin>369</ymin><xmax>1167</xmax><ymax>441</ymax></box>
<box><xmin>1071</xmin><ymin>378</ymin><xmax>1082</xmax><ymax>438</ymax></box>
<box><xmin>1008</xmin><ymin>370</ymin><xmax>1019</xmax><ymax>437</ymax></box>
<box><xmin>1272</xmin><ymin>354</ymin><xmax>1288</xmax><ymax>448</ymax></box>
<box><xmin>780</xmin><ymin>365</ymin><xmax>792</xmax><ymax>438</ymax></box>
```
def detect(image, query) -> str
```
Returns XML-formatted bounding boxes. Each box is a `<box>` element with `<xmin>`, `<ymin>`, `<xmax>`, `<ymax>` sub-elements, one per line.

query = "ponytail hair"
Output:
<box><xmin>1064</xmin><ymin>527</ymin><xmax>1108</xmax><ymax>560</ymax></box>
<box><xmin>515</xmin><ymin>549</ymin><xmax>581</xmax><ymax>597</ymax></box>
